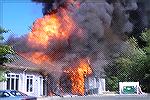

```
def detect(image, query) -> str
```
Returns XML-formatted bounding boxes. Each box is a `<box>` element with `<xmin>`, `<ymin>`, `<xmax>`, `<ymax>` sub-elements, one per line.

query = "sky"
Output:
<box><xmin>0</xmin><ymin>0</ymin><xmax>43</xmax><ymax>40</ymax></box>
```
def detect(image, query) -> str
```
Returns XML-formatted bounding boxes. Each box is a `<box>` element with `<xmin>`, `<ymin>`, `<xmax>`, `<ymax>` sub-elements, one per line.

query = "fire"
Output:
<box><xmin>28</xmin><ymin>9</ymin><xmax>75</xmax><ymax>48</ymax></box>
<box><xmin>20</xmin><ymin>52</ymin><xmax>50</xmax><ymax>64</ymax></box>
<box><xmin>28</xmin><ymin>52</ymin><xmax>50</xmax><ymax>64</ymax></box>
<box><xmin>20</xmin><ymin>1</ymin><xmax>91</xmax><ymax>95</ymax></box>
<box><xmin>65</xmin><ymin>59</ymin><xmax>92</xmax><ymax>95</ymax></box>
<box><xmin>25</xmin><ymin>8</ymin><xmax>76</xmax><ymax>64</ymax></box>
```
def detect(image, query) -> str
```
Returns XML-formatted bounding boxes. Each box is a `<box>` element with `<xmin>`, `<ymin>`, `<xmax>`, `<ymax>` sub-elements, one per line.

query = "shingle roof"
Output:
<box><xmin>4</xmin><ymin>54</ymin><xmax>43</xmax><ymax>72</ymax></box>
<box><xmin>4</xmin><ymin>54</ymin><xmax>69</xmax><ymax>74</ymax></box>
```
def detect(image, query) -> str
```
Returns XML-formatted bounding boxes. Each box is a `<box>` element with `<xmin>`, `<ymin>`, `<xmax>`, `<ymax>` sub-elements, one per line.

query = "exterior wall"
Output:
<box><xmin>0</xmin><ymin>81</ymin><xmax>5</xmax><ymax>90</ymax></box>
<box><xmin>0</xmin><ymin>69</ymin><xmax>43</xmax><ymax>97</ymax></box>
<box><xmin>23</xmin><ymin>72</ymin><xmax>43</xmax><ymax>97</ymax></box>
<box><xmin>85</xmin><ymin>77</ymin><xmax>105</xmax><ymax>95</ymax></box>
<box><xmin>97</xmin><ymin>78</ymin><xmax>105</xmax><ymax>94</ymax></box>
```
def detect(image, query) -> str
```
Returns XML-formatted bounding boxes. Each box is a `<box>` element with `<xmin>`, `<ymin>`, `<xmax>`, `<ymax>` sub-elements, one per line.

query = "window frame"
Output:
<box><xmin>26</xmin><ymin>75</ymin><xmax>34</xmax><ymax>93</ymax></box>
<box><xmin>6</xmin><ymin>73</ymin><xmax>20</xmax><ymax>91</ymax></box>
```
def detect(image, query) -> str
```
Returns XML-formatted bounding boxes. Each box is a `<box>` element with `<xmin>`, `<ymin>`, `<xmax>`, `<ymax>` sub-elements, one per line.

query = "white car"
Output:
<box><xmin>0</xmin><ymin>90</ymin><xmax>37</xmax><ymax>100</ymax></box>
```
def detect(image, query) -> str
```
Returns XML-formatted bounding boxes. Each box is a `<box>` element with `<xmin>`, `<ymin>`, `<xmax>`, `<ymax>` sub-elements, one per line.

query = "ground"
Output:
<box><xmin>37</xmin><ymin>94</ymin><xmax>150</xmax><ymax>100</ymax></box>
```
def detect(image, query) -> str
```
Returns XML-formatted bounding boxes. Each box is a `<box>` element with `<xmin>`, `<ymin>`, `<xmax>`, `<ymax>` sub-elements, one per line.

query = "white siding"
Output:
<box><xmin>0</xmin><ymin>82</ymin><xmax>5</xmax><ymax>90</ymax></box>
<box><xmin>38</xmin><ymin>77</ymin><xmax>43</xmax><ymax>96</ymax></box>
<box><xmin>23</xmin><ymin>73</ymin><xmax>43</xmax><ymax>97</ymax></box>
<box><xmin>97</xmin><ymin>78</ymin><xmax>105</xmax><ymax>94</ymax></box>
<box><xmin>86</xmin><ymin>77</ymin><xmax>106</xmax><ymax>94</ymax></box>
<box><xmin>1</xmin><ymin>71</ymin><xmax>43</xmax><ymax>97</ymax></box>
<box><xmin>88</xmin><ymin>77</ymin><xmax>97</xmax><ymax>89</ymax></box>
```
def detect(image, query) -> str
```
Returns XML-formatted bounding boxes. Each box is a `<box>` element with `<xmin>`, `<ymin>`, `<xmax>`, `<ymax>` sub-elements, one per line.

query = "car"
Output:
<box><xmin>0</xmin><ymin>90</ymin><xmax>37</xmax><ymax>100</ymax></box>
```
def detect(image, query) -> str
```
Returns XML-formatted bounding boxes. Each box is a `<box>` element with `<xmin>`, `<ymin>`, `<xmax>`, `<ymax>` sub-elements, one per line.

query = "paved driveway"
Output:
<box><xmin>37</xmin><ymin>94</ymin><xmax>150</xmax><ymax>100</ymax></box>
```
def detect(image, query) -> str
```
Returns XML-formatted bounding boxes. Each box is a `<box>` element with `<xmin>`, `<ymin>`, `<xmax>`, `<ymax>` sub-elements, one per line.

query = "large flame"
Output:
<box><xmin>28</xmin><ymin>9</ymin><xmax>75</xmax><ymax>48</ymax></box>
<box><xmin>23</xmin><ymin>8</ymin><xmax>75</xmax><ymax>64</ymax></box>
<box><xmin>65</xmin><ymin>59</ymin><xmax>92</xmax><ymax>95</ymax></box>
<box><xmin>20</xmin><ymin>52</ymin><xmax>50</xmax><ymax>64</ymax></box>
<box><xmin>20</xmin><ymin>1</ymin><xmax>92</xmax><ymax>95</ymax></box>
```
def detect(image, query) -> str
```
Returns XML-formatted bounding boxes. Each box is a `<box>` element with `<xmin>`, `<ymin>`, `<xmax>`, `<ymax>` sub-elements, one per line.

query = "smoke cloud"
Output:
<box><xmin>7</xmin><ymin>0</ymin><xmax>140</xmax><ymax>79</ymax></box>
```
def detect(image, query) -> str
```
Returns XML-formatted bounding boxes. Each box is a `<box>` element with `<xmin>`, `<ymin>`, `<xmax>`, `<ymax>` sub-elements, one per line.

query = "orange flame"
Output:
<box><xmin>65</xmin><ymin>59</ymin><xmax>92</xmax><ymax>95</ymax></box>
<box><xmin>28</xmin><ymin>9</ymin><xmax>75</xmax><ymax>48</ymax></box>
<box><xmin>20</xmin><ymin>52</ymin><xmax>50</xmax><ymax>64</ymax></box>
<box><xmin>21</xmin><ymin>1</ymin><xmax>91</xmax><ymax>95</ymax></box>
<box><xmin>25</xmin><ymin>8</ymin><xmax>76</xmax><ymax>64</ymax></box>
<box><xmin>28</xmin><ymin>52</ymin><xmax>50</xmax><ymax>64</ymax></box>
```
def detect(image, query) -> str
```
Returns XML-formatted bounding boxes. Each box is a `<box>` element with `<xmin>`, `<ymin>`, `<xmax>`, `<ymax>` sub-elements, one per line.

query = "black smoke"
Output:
<box><xmin>7</xmin><ymin>0</ymin><xmax>150</xmax><ymax>95</ymax></box>
<box><xmin>129</xmin><ymin>1</ymin><xmax>147</xmax><ymax>47</ymax></box>
<box><xmin>32</xmin><ymin>0</ymin><xmax>67</xmax><ymax>15</ymax></box>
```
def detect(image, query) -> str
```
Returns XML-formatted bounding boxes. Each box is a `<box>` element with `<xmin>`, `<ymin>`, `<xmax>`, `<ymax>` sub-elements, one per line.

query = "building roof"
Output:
<box><xmin>4</xmin><ymin>55</ymin><xmax>50</xmax><ymax>73</ymax></box>
<box><xmin>4</xmin><ymin>54</ymin><xmax>70</xmax><ymax>75</ymax></box>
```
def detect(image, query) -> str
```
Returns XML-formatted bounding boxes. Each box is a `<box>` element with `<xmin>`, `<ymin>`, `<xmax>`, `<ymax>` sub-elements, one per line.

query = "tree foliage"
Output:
<box><xmin>0</xmin><ymin>27</ymin><xmax>14</xmax><ymax>82</ymax></box>
<box><xmin>140</xmin><ymin>30</ymin><xmax>150</xmax><ymax>92</ymax></box>
<box><xmin>105</xmin><ymin>29</ymin><xmax>150</xmax><ymax>93</ymax></box>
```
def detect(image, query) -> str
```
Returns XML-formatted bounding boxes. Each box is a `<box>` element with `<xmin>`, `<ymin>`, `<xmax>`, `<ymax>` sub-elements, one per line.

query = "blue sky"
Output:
<box><xmin>0</xmin><ymin>0</ymin><xmax>43</xmax><ymax>40</ymax></box>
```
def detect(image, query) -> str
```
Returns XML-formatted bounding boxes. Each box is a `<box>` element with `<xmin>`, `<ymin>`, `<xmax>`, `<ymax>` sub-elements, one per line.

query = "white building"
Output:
<box><xmin>0</xmin><ymin>55</ymin><xmax>45</xmax><ymax>97</ymax></box>
<box><xmin>0</xmin><ymin>68</ymin><xmax>43</xmax><ymax>97</ymax></box>
<box><xmin>0</xmin><ymin>55</ymin><xmax>106</xmax><ymax>97</ymax></box>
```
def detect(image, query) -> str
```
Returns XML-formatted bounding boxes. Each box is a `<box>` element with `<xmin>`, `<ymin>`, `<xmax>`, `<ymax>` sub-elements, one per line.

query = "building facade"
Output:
<box><xmin>0</xmin><ymin>68</ymin><xmax>44</xmax><ymax>97</ymax></box>
<box><xmin>85</xmin><ymin>76</ymin><xmax>106</xmax><ymax>95</ymax></box>
<box><xmin>0</xmin><ymin>55</ymin><xmax>106</xmax><ymax>97</ymax></box>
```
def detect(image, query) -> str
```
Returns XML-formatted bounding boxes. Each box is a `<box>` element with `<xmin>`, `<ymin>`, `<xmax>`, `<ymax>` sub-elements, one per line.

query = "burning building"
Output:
<box><xmin>6</xmin><ymin>0</ymin><xmax>148</xmax><ymax>96</ymax></box>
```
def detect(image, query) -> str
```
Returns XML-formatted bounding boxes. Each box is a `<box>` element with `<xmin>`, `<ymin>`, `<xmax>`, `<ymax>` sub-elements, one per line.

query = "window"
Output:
<box><xmin>26</xmin><ymin>76</ymin><xmax>33</xmax><ymax>92</ymax></box>
<box><xmin>6</xmin><ymin>74</ymin><xmax>19</xmax><ymax>90</ymax></box>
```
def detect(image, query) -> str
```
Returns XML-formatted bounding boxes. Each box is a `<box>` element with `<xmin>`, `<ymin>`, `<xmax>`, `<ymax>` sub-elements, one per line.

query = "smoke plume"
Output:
<box><xmin>7</xmin><ymin>0</ymin><xmax>141</xmax><ymax>77</ymax></box>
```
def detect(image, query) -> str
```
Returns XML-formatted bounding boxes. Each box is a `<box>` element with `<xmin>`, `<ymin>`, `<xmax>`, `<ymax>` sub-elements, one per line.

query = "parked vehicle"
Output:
<box><xmin>0</xmin><ymin>90</ymin><xmax>37</xmax><ymax>100</ymax></box>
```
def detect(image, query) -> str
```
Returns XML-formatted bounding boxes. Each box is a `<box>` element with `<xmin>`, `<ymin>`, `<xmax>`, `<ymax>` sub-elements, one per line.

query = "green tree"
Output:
<box><xmin>140</xmin><ymin>29</ymin><xmax>150</xmax><ymax>92</ymax></box>
<box><xmin>116</xmin><ymin>38</ymin><xmax>147</xmax><ymax>81</ymax></box>
<box><xmin>105</xmin><ymin>30</ymin><xmax>150</xmax><ymax>93</ymax></box>
<box><xmin>0</xmin><ymin>27</ymin><xmax>14</xmax><ymax>82</ymax></box>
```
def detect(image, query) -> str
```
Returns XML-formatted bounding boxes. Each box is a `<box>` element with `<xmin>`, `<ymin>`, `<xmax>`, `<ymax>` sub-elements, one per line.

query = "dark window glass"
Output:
<box><xmin>16</xmin><ymin>79</ymin><xmax>19</xmax><ymax>90</ymax></box>
<box><xmin>6</xmin><ymin>74</ymin><xmax>19</xmax><ymax>90</ymax></box>
<box><xmin>12</xmin><ymin>75</ymin><xmax>15</xmax><ymax>77</ymax></box>
<box><xmin>27</xmin><ymin>79</ymin><xmax>29</xmax><ymax>92</ymax></box>
<box><xmin>11</xmin><ymin>78</ymin><xmax>14</xmax><ymax>90</ymax></box>
<box><xmin>27</xmin><ymin>76</ymin><xmax>33</xmax><ymax>92</ymax></box>
<box><xmin>30</xmin><ymin>79</ymin><xmax>32</xmax><ymax>85</ymax></box>
<box><xmin>7</xmin><ymin>74</ymin><xmax>10</xmax><ymax>77</ymax></box>
<box><xmin>16</xmin><ymin>75</ymin><xmax>19</xmax><ymax>78</ymax></box>
<box><xmin>7</xmin><ymin>78</ymin><xmax>10</xmax><ymax>90</ymax></box>
<box><xmin>30</xmin><ymin>79</ymin><xmax>33</xmax><ymax>92</ymax></box>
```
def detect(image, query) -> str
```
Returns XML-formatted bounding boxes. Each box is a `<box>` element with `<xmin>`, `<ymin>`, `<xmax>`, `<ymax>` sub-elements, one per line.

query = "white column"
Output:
<box><xmin>40</xmin><ymin>77</ymin><xmax>43</xmax><ymax>96</ymax></box>
<box><xmin>37</xmin><ymin>76</ymin><xmax>43</xmax><ymax>96</ymax></box>
<box><xmin>97</xmin><ymin>78</ymin><xmax>106</xmax><ymax>94</ymax></box>
<box><xmin>22</xmin><ymin>69</ymin><xmax>27</xmax><ymax>93</ymax></box>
